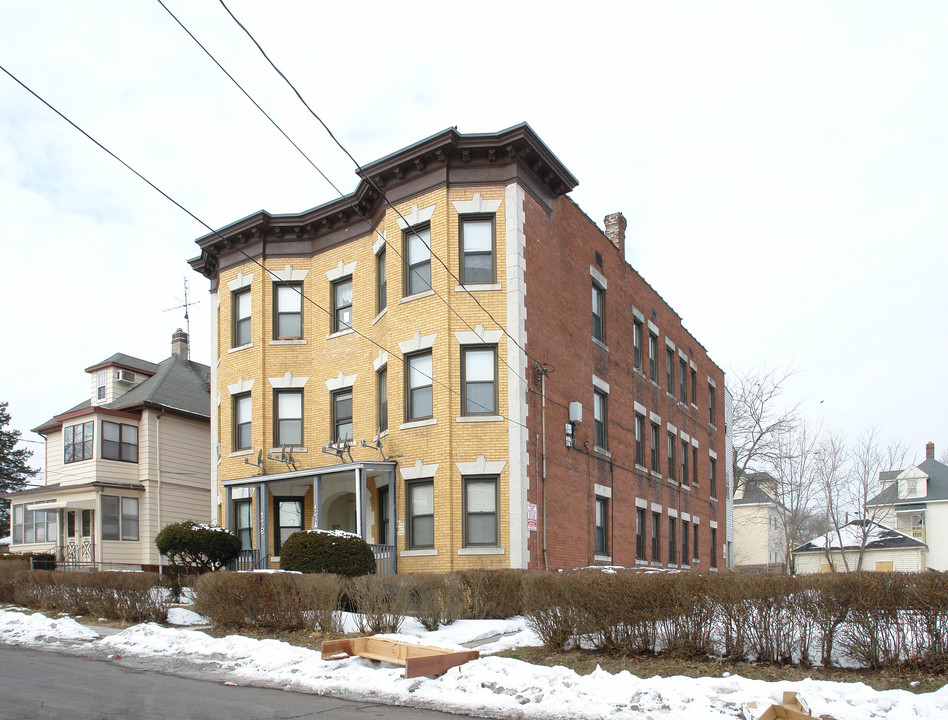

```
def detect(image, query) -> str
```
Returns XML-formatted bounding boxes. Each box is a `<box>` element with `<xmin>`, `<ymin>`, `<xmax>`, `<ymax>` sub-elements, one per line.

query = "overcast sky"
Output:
<box><xmin>2</xmin><ymin>1</ymin><xmax>945</xmax><ymax>478</ymax></box>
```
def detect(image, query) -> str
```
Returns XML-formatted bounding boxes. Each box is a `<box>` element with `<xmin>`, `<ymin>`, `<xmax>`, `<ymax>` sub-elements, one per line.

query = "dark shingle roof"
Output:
<box><xmin>793</xmin><ymin>519</ymin><xmax>927</xmax><ymax>553</ymax></box>
<box><xmin>868</xmin><ymin>458</ymin><xmax>948</xmax><ymax>506</ymax></box>
<box><xmin>734</xmin><ymin>472</ymin><xmax>780</xmax><ymax>506</ymax></box>
<box><xmin>84</xmin><ymin>353</ymin><xmax>160</xmax><ymax>375</ymax></box>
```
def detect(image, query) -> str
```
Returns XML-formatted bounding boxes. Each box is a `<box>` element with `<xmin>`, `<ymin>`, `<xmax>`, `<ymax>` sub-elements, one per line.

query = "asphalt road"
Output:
<box><xmin>0</xmin><ymin>645</ymin><xmax>483</xmax><ymax>720</ymax></box>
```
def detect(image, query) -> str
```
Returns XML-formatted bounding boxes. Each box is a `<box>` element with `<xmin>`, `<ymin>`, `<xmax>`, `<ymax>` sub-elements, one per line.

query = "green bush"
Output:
<box><xmin>155</xmin><ymin>521</ymin><xmax>241</xmax><ymax>572</ymax></box>
<box><xmin>279</xmin><ymin>530</ymin><xmax>376</xmax><ymax>577</ymax></box>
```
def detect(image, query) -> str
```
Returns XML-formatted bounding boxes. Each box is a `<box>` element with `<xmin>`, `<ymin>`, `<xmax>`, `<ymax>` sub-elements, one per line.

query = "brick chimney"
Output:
<box><xmin>926</xmin><ymin>441</ymin><xmax>935</xmax><ymax>460</ymax></box>
<box><xmin>171</xmin><ymin>328</ymin><xmax>189</xmax><ymax>359</ymax></box>
<box><xmin>603</xmin><ymin>212</ymin><xmax>627</xmax><ymax>256</ymax></box>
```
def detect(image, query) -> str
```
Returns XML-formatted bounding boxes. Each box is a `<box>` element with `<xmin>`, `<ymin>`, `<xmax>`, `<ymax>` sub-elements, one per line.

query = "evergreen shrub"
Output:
<box><xmin>279</xmin><ymin>530</ymin><xmax>376</xmax><ymax>577</ymax></box>
<box><xmin>155</xmin><ymin>521</ymin><xmax>241</xmax><ymax>572</ymax></box>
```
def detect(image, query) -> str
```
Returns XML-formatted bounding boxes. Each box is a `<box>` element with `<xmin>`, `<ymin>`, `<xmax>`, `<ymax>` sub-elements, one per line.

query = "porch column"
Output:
<box><xmin>355</xmin><ymin>467</ymin><xmax>365</xmax><ymax>539</ymax></box>
<box><xmin>259</xmin><ymin>482</ymin><xmax>269</xmax><ymax>562</ymax></box>
<box><xmin>388</xmin><ymin>469</ymin><xmax>396</xmax><ymax>547</ymax></box>
<box><xmin>312</xmin><ymin>476</ymin><xmax>321</xmax><ymax>530</ymax></box>
<box><xmin>223</xmin><ymin>486</ymin><xmax>233</xmax><ymax>532</ymax></box>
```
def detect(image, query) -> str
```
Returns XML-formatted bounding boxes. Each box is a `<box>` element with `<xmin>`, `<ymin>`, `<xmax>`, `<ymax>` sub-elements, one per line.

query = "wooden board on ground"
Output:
<box><xmin>745</xmin><ymin>691</ymin><xmax>835</xmax><ymax>720</ymax></box>
<box><xmin>321</xmin><ymin>637</ymin><xmax>480</xmax><ymax>678</ymax></box>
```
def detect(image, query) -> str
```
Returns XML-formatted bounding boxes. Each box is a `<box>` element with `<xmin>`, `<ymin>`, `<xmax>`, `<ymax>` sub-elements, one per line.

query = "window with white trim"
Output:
<box><xmin>102</xmin><ymin>421</ymin><xmax>138</xmax><ymax>463</ymax></box>
<box><xmin>407</xmin><ymin>479</ymin><xmax>434</xmax><ymax>549</ymax></box>
<box><xmin>234</xmin><ymin>394</ymin><xmax>251</xmax><ymax>451</ymax></box>
<box><xmin>404</xmin><ymin>226</ymin><xmax>431</xmax><ymax>296</ymax></box>
<box><xmin>102</xmin><ymin>495</ymin><xmax>138</xmax><ymax>541</ymax></box>
<box><xmin>594</xmin><ymin>390</ymin><xmax>608</xmax><ymax>450</ymax></box>
<box><xmin>595</xmin><ymin>496</ymin><xmax>609</xmax><ymax>555</ymax></box>
<box><xmin>274</xmin><ymin>282</ymin><xmax>302</xmax><ymax>339</ymax></box>
<box><xmin>274</xmin><ymin>389</ymin><xmax>303</xmax><ymax>446</ymax></box>
<box><xmin>463</xmin><ymin>476</ymin><xmax>498</xmax><ymax>547</ymax></box>
<box><xmin>233</xmin><ymin>288</ymin><xmax>251</xmax><ymax>346</ymax></box>
<box><xmin>406</xmin><ymin>352</ymin><xmax>433</xmax><ymax>421</ymax></box>
<box><xmin>462</xmin><ymin>346</ymin><xmax>497</xmax><ymax>415</ymax></box>
<box><xmin>459</xmin><ymin>216</ymin><xmax>495</xmax><ymax>285</ymax></box>
<box><xmin>332</xmin><ymin>389</ymin><xmax>353</xmax><ymax>443</ymax></box>
<box><xmin>332</xmin><ymin>277</ymin><xmax>353</xmax><ymax>332</ymax></box>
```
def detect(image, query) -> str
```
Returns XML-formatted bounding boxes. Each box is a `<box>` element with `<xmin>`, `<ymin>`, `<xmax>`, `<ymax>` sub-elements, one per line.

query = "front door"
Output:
<box><xmin>273</xmin><ymin>497</ymin><xmax>303</xmax><ymax>556</ymax></box>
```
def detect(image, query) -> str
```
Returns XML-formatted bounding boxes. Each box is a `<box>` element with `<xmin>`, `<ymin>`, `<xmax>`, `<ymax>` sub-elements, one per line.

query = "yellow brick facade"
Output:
<box><xmin>211</xmin><ymin>185</ymin><xmax>517</xmax><ymax>572</ymax></box>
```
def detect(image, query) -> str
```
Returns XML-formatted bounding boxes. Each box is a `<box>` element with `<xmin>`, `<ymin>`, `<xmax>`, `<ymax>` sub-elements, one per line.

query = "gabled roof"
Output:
<box><xmin>33</xmin><ymin>355</ymin><xmax>210</xmax><ymax>434</ymax></box>
<box><xmin>734</xmin><ymin>472</ymin><xmax>787</xmax><ymax>511</ymax></box>
<box><xmin>868</xmin><ymin>457</ymin><xmax>948</xmax><ymax>506</ymax></box>
<box><xmin>793</xmin><ymin>519</ymin><xmax>927</xmax><ymax>553</ymax></box>
<box><xmin>84</xmin><ymin>353</ymin><xmax>160</xmax><ymax>375</ymax></box>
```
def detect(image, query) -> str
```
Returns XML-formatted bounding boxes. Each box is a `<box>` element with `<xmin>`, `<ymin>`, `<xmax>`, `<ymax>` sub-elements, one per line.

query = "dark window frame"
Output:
<box><xmin>633</xmin><ymin>321</ymin><xmax>643</xmax><ymax>371</ymax></box>
<box><xmin>377</xmin><ymin>485</ymin><xmax>390</xmax><ymax>545</ymax></box>
<box><xmin>376</xmin><ymin>248</ymin><xmax>387</xmax><ymax>314</ymax></box>
<box><xmin>273</xmin><ymin>282</ymin><xmax>303</xmax><ymax>340</ymax></box>
<box><xmin>234</xmin><ymin>393</ymin><xmax>251</xmax><ymax>451</ymax></box>
<box><xmin>666</xmin><ymin>347</ymin><xmax>674</xmax><ymax>391</ymax></box>
<box><xmin>667</xmin><ymin>432</ymin><xmax>676</xmax><ymax>481</ymax></box>
<box><xmin>634</xmin><ymin>414</ymin><xmax>645</xmax><ymax>466</ymax></box>
<box><xmin>682</xmin><ymin>519</ymin><xmax>690</xmax><ymax>565</ymax></box>
<box><xmin>377</xmin><ymin>367</ymin><xmax>388</xmax><ymax>434</ymax></box>
<box><xmin>272</xmin><ymin>496</ymin><xmax>304</xmax><ymax>556</ymax></box>
<box><xmin>651</xmin><ymin>512</ymin><xmax>661</xmax><ymax>562</ymax></box>
<box><xmin>332</xmin><ymin>388</ymin><xmax>353</xmax><ymax>444</ymax></box>
<box><xmin>405</xmin><ymin>351</ymin><xmax>433</xmax><ymax>422</ymax></box>
<box><xmin>459</xmin><ymin>214</ymin><xmax>496</xmax><ymax>285</ymax></box>
<box><xmin>102</xmin><ymin>421</ymin><xmax>138</xmax><ymax>463</ymax></box>
<box><xmin>591</xmin><ymin>282</ymin><xmax>605</xmax><ymax>343</ymax></box>
<box><xmin>233</xmin><ymin>287</ymin><xmax>251</xmax><ymax>347</ymax></box>
<box><xmin>710</xmin><ymin>527</ymin><xmax>718</xmax><ymax>568</ymax></box>
<box><xmin>635</xmin><ymin>507</ymin><xmax>646</xmax><ymax>560</ymax></box>
<box><xmin>595</xmin><ymin>496</ymin><xmax>609</xmax><ymax>555</ymax></box>
<box><xmin>650</xmin><ymin>422</ymin><xmax>660</xmax><ymax>472</ymax></box>
<box><xmin>331</xmin><ymin>276</ymin><xmax>353</xmax><ymax>333</ymax></box>
<box><xmin>403</xmin><ymin>224</ymin><xmax>432</xmax><ymax>297</ymax></box>
<box><xmin>691</xmin><ymin>367</ymin><xmax>697</xmax><ymax>405</ymax></box>
<box><xmin>594</xmin><ymin>390</ymin><xmax>608</xmax><ymax>450</ymax></box>
<box><xmin>273</xmin><ymin>388</ymin><xmax>303</xmax><ymax>448</ymax></box>
<box><xmin>406</xmin><ymin>478</ymin><xmax>434</xmax><ymax>549</ymax></box>
<box><xmin>668</xmin><ymin>516</ymin><xmax>678</xmax><ymax>566</ymax></box>
<box><xmin>681</xmin><ymin>439</ymin><xmax>689</xmax><ymax>486</ymax></box>
<box><xmin>462</xmin><ymin>475</ymin><xmax>499</xmax><ymax>547</ymax></box>
<box><xmin>64</xmin><ymin>420</ymin><xmax>94</xmax><ymax>464</ymax></box>
<box><xmin>648</xmin><ymin>333</ymin><xmax>658</xmax><ymax>381</ymax></box>
<box><xmin>694</xmin><ymin>522</ymin><xmax>700</xmax><ymax>562</ymax></box>
<box><xmin>101</xmin><ymin>495</ymin><xmax>138</xmax><ymax>542</ymax></box>
<box><xmin>461</xmin><ymin>345</ymin><xmax>497</xmax><ymax>416</ymax></box>
<box><xmin>692</xmin><ymin>445</ymin><xmax>699</xmax><ymax>486</ymax></box>
<box><xmin>710</xmin><ymin>457</ymin><xmax>718</xmax><ymax>498</ymax></box>
<box><xmin>679</xmin><ymin>357</ymin><xmax>688</xmax><ymax>402</ymax></box>
<box><xmin>709</xmin><ymin>383</ymin><xmax>716</xmax><ymax>425</ymax></box>
<box><xmin>234</xmin><ymin>498</ymin><xmax>252</xmax><ymax>550</ymax></box>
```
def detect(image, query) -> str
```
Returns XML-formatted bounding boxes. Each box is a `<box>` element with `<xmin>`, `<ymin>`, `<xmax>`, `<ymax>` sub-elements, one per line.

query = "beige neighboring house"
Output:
<box><xmin>792</xmin><ymin>519</ymin><xmax>927</xmax><ymax>574</ymax></box>
<box><xmin>865</xmin><ymin>441</ymin><xmax>948</xmax><ymax>572</ymax></box>
<box><xmin>2</xmin><ymin>330</ymin><xmax>210</xmax><ymax>571</ymax></box>
<box><xmin>732</xmin><ymin>472</ymin><xmax>787</xmax><ymax>572</ymax></box>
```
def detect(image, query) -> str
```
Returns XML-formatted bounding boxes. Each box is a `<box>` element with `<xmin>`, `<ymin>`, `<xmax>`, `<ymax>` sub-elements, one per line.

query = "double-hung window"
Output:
<box><xmin>648</xmin><ymin>333</ymin><xmax>658</xmax><ymax>381</ymax></box>
<box><xmin>636</xmin><ymin>507</ymin><xmax>646</xmax><ymax>560</ymax></box>
<box><xmin>234</xmin><ymin>394</ymin><xmax>251</xmax><ymax>451</ymax></box>
<box><xmin>666</xmin><ymin>348</ymin><xmax>674</xmax><ymax>391</ymax></box>
<box><xmin>407</xmin><ymin>479</ymin><xmax>434</xmax><ymax>548</ymax></box>
<box><xmin>679</xmin><ymin>358</ymin><xmax>688</xmax><ymax>402</ymax></box>
<box><xmin>633</xmin><ymin>321</ymin><xmax>643</xmax><ymax>371</ymax></box>
<box><xmin>377</xmin><ymin>368</ymin><xmax>388</xmax><ymax>434</ymax></box>
<box><xmin>681</xmin><ymin>440</ymin><xmax>689</xmax><ymax>486</ymax></box>
<box><xmin>693</xmin><ymin>523</ymin><xmax>699</xmax><ymax>562</ymax></box>
<box><xmin>634</xmin><ymin>414</ymin><xmax>645</xmax><ymax>466</ymax></box>
<box><xmin>650</xmin><ymin>422</ymin><xmax>660</xmax><ymax>472</ymax></box>
<box><xmin>667</xmin><ymin>432</ymin><xmax>676</xmax><ymax>481</ymax></box>
<box><xmin>406</xmin><ymin>352</ymin><xmax>433</xmax><ymax>421</ymax></box>
<box><xmin>710</xmin><ymin>457</ymin><xmax>717</xmax><ymax>497</ymax></box>
<box><xmin>233</xmin><ymin>288</ymin><xmax>251</xmax><ymax>346</ymax></box>
<box><xmin>234</xmin><ymin>499</ymin><xmax>252</xmax><ymax>550</ymax></box>
<box><xmin>709</xmin><ymin>382</ymin><xmax>716</xmax><ymax>425</ymax></box>
<box><xmin>682</xmin><ymin>520</ymin><xmax>690</xmax><ymax>564</ymax></box>
<box><xmin>274</xmin><ymin>282</ymin><xmax>302</xmax><ymax>339</ymax></box>
<box><xmin>102</xmin><ymin>421</ymin><xmax>138</xmax><ymax>463</ymax></box>
<box><xmin>459</xmin><ymin>216</ymin><xmax>494</xmax><ymax>285</ymax></box>
<box><xmin>376</xmin><ymin>249</ymin><xmax>387</xmax><ymax>314</ymax></box>
<box><xmin>692</xmin><ymin>446</ymin><xmax>699</xmax><ymax>485</ymax></box>
<box><xmin>332</xmin><ymin>277</ymin><xmax>353</xmax><ymax>333</ymax></box>
<box><xmin>96</xmin><ymin>371</ymin><xmax>106</xmax><ymax>401</ymax></box>
<box><xmin>332</xmin><ymin>390</ymin><xmax>353</xmax><ymax>443</ymax></box>
<box><xmin>64</xmin><ymin>421</ymin><xmax>94</xmax><ymax>463</ymax></box>
<box><xmin>595</xmin><ymin>496</ymin><xmax>609</xmax><ymax>555</ymax></box>
<box><xmin>710</xmin><ymin>527</ymin><xmax>718</xmax><ymax>568</ymax></box>
<box><xmin>404</xmin><ymin>226</ymin><xmax>431</xmax><ymax>296</ymax></box>
<box><xmin>668</xmin><ymin>517</ymin><xmax>677</xmax><ymax>565</ymax></box>
<box><xmin>274</xmin><ymin>389</ymin><xmax>303</xmax><ymax>447</ymax></box>
<box><xmin>462</xmin><ymin>346</ymin><xmax>496</xmax><ymax>416</ymax></box>
<box><xmin>464</xmin><ymin>476</ymin><xmax>498</xmax><ymax>547</ymax></box>
<box><xmin>591</xmin><ymin>283</ymin><xmax>605</xmax><ymax>343</ymax></box>
<box><xmin>691</xmin><ymin>367</ymin><xmax>697</xmax><ymax>405</ymax></box>
<box><xmin>102</xmin><ymin>496</ymin><xmax>138</xmax><ymax>541</ymax></box>
<box><xmin>594</xmin><ymin>390</ymin><xmax>608</xmax><ymax>450</ymax></box>
<box><xmin>651</xmin><ymin>512</ymin><xmax>661</xmax><ymax>562</ymax></box>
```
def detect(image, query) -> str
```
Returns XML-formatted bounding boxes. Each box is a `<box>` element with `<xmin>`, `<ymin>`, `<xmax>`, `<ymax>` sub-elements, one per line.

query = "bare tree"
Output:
<box><xmin>729</xmin><ymin>364</ymin><xmax>801</xmax><ymax>494</ymax></box>
<box><xmin>938</xmin><ymin>446</ymin><xmax>948</xmax><ymax>465</ymax></box>
<box><xmin>817</xmin><ymin>426</ymin><xmax>910</xmax><ymax>571</ymax></box>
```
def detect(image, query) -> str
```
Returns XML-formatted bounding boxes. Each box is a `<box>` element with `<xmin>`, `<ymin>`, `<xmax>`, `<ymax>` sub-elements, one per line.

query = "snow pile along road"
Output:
<box><xmin>2</xmin><ymin>608</ymin><xmax>947</xmax><ymax>720</ymax></box>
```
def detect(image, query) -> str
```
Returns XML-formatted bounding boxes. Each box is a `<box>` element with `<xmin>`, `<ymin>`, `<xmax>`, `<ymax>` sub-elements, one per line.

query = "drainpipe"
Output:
<box><xmin>540</xmin><ymin>368</ymin><xmax>549</xmax><ymax>571</ymax></box>
<box><xmin>156</xmin><ymin>409</ymin><xmax>165</xmax><ymax>572</ymax></box>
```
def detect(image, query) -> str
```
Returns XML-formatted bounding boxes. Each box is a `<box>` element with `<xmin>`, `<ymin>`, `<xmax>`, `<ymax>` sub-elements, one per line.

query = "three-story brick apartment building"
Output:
<box><xmin>189</xmin><ymin>124</ymin><xmax>727</xmax><ymax>572</ymax></box>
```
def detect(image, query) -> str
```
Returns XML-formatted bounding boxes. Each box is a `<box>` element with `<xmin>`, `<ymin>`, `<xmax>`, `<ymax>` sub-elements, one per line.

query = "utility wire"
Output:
<box><xmin>216</xmin><ymin>0</ymin><xmax>540</xmax><ymax>372</ymax></box>
<box><xmin>158</xmin><ymin>0</ymin><xmax>532</xmax><ymax>399</ymax></box>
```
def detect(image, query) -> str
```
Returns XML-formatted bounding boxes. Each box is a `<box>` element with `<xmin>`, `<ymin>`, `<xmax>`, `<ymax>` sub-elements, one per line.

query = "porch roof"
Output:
<box><xmin>2</xmin><ymin>481</ymin><xmax>144</xmax><ymax>501</ymax></box>
<box><xmin>222</xmin><ymin>461</ymin><xmax>396</xmax><ymax>488</ymax></box>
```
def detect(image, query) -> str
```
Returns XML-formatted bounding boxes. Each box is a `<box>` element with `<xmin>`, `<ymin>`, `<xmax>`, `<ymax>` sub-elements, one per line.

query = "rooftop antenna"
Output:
<box><xmin>163</xmin><ymin>277</ymin><xmax>200</xmax><ymax>353</ymax></box>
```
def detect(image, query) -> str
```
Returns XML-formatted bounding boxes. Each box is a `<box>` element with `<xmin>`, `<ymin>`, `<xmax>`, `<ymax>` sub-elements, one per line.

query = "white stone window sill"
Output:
<box><xmin>591</xmin><ymin>337</ymin><xmax>609</xmax><ymax>353</ymax></box>
<box><xmin>399</xmin><ymin>418</ymin><xmax>436</xmax><ymax>431</ymax></box>
<box><xmin>228</xmin><ymin>342</ymin><xmax>253</xmax><ymax>354</ymax></box>
<box><xmin>270</xmin><ymin>339</ymin><xmax>306</xmax><ymax>345</ymax></box>
<box><xmin>651</xmin><ymin>471</ymin><xmax>663</xmax><ymax>480</ymax></box>
<box><xmin>633</xmin><ymin>368</ymin><xmax>646</xmax><ymax>379</ymax></box>
<box><xmin>710</xmin><ymin>567</ymin><xmax>719</xmax><ymax>572</ymax></box>
<box><xmin>651</xmin><ymin>561</ymin><xmax>663</xmax><ymax>568</ymax></box>
<box><xmin>668</xmin><ymin>479</ymin><xmax>679</xmax><ymax>487</ymax></box>
<box><xmin>326</xmin><ymin>328</ymin><xmax>354</xmax><ymax>340</ymax></box>
<box><xmin>692</xmin><ymin>558</ymin><xmax>700</xmax><ymax>565</ymax></box>
<box><xmin>681</xmin><ymin>483</ymin><xmax>691</xmax><ymax>492</ymax></box>
<box><xmin>690</xmin><ymin>403</ymin><xmax>699</xmax><ymax>412</ymax></box>
<box><xmin>667</xmin><ymin>392</ymin><xmax>677</xmax><ymax>401</ymax></box>
<box><xmin>634</xmin><ymin>463</ymin><xmax>648</xmax><ymax>474</ymax></box>
<box><xmin>681</xmin><ymin>564</ymin><xmax>691</xmax><ymax>570</ymax></box>
<box><xmin>594</xmin><ymin>446</ymin><xmax>611</xmax><ymax>458</ymax></box>
<box><xmin>456</xmin><ymin>415</ymin><xmax>503</xmax><ymax>423</ymax></box>
<box><xmin>372</xmin><ymin>307</ymin><xmax>388</xmax><ymax>325</ymax></box>
<box><xmin>594</xmin><ymin>554</ymin><xmax>612</xmax><ymax>563</ymax></box>
<box><xmin>271</xmin><ymin>556</ymin><xmax>280</xmax><ymax>563</ymax></box>
<box><xmin>649</xmin><ymin>379</ymin><xmax>661</xmax><ymax>390</ymax></box>
<box><xmin>710</xmin><ymin>497</ymin><xmax>718</xmax><ymax>503</ymax></box>
<box><xmin>269</xmin><ymin>446</ymin><xmax>307</xmax><ymax>453</ymax></box>
<box><xmin>229</xmin><ymin>449</ymin><xmax>254</xmax><ymax>458</ymax></box>
<box><xmin>398</xmin><ymin>289</ymin><xmax>435</xmax><ymax>305</ymax></box>
<box><xmin>635</xmin><ymin>558</ymin><xmax>648</xmax><ymax>566</ymax></box>
<box><xmin>458</xmin><ymin>547</ymin><xmax>504</xmax><ymax>555</ymax></box>
<box><xmin>454</xmin><ymin>283</ymin><xmax>501</xmax><ymax>292</ymax></box>
<box><xmin>668</xmin><ymin>563</ymin><xmax>679</xmax><ymax>569</ymax></box>
<box><xmin>400</xmin><ymin>548</ymin><xmax>437</xmax><ymax>557</ymax></box>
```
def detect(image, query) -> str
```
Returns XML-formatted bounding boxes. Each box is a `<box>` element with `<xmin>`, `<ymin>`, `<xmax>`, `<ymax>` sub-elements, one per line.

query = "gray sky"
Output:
<box><xmin>2</xmin><ymin>1</ymin><xmax>945</xmax><ymax>476</ymax></box>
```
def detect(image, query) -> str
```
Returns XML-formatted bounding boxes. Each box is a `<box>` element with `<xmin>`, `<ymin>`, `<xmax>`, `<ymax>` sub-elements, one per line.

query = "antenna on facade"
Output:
<box><xmin>267</xmin><ymin>445</ymin><xmax>298</xmax><ymax>471</ymax></box>
<box><xmin>163</xmin><ymin>277</ymin><xmax>200</xmax><ymax>341</ymax></box>
<box><xmin>322</xmin><ymin>439</ymin><xmax>353</xmax><ymax>464</ymax></box>
<box><xmin>244</xmin><ymin>449</ymin><xmax>266</xmax><ymax>475</ymax></box>
<box><xmin>361</xmin><ymin>438</ymin><xmax>400</xmax><ymax>462</ymax></box>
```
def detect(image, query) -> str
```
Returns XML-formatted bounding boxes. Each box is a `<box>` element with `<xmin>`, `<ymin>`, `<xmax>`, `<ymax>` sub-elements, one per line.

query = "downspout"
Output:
<box><xmin>156</xmin><ymin>409</ymin><xmax>165</xmax><ymax>572</ymax></box>
<box><xmin>541</xmin><ymin>369</ymin><xmax>548</xmax><ymax>571</ymax></box>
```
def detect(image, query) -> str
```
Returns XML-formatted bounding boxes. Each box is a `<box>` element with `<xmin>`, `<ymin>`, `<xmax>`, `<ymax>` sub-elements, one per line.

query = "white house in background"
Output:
<box><xmin>1</xmin><ymin>330</ymin><xmax>211</xmax><ymax>571</ymax></box>
<box><xmin>865</xmin><ymin>441</ymin><xmax>948</xmax><ymax>572</ymax></box>
<box><xmin>732</xmin><ymin>472</ymin><xmax>788</xmax><ymax>572</ymax></box>
<box><xmin>792</xmin><ymin>519</ymin><xmax>928</xmax><ymax>573</ymax></box>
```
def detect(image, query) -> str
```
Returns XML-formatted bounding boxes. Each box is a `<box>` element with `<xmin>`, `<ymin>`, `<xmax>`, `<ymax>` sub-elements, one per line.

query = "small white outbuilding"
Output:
<box><xmin>792</xmin><ymin>519</ymin><xmax>928</xmax><ymax>574</ymax></box>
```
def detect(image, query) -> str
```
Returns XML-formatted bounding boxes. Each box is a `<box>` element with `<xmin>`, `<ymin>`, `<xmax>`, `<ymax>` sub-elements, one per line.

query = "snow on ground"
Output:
<box><xmin>1</xmin><ymin>608</ymin><xmax>946</xmax><ymax>719</ymax></box>
<box><xmin>166</xmin><ymin>607</ymin><xmax>208</xmax><ymax>626</ymax></box>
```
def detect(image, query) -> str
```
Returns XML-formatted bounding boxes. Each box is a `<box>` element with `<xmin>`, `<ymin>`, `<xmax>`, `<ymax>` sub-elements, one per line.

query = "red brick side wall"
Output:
<box><xmin>523</xmin><ymin>195</ymin><xmax>727</xmax><ymax>571</ymax></box>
